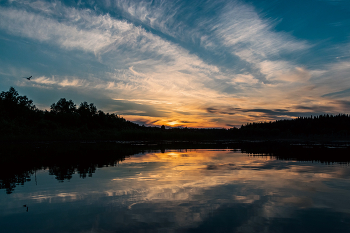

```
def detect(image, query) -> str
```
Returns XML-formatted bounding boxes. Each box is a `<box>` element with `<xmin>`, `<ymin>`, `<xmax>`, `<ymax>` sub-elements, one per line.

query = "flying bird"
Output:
<box><xmin>23</xmin><ymin>76</ymin><xmax>32</xmax><ymax>80</ymax></box>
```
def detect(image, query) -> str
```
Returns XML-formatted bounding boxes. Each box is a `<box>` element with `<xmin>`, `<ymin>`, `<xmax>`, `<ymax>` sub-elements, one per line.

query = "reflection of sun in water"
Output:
<box><xmin>167</xmin><ymin>152</ymin><xmax>181</xmax><ymax>158</ymax></box>
<box><xmin>158</xmin><ymin>152</ymin><xmax>182</xmax><ymax>160</ymax></box>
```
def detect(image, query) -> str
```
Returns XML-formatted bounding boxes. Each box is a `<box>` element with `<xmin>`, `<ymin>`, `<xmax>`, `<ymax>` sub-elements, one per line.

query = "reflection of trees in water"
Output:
<box><xmin>0</xmin><ymin>143</ymin><xmax>138</xmax><ymax>194</ymax></box>
<box><xmin>1</xmin><ymin>142</ymin><xmax>350</xmax><ymax>194</ymax></box>
<box><xmin>242</xmin><ymin>143</ymin><xmax>350</xmax><ymax>164</ymax></box>
<box><xmin>0</xmin><ymin>160</ymin><xmax>129</xmax><ymax>194</ymax></box>
<box><xmin>48</xmin><ymin>161</ymin><xmax>117</xmax><ymax>182</ymax></box>
<box><xmin>76</xmin><ymin>163</ymin><xmax>96</xmax><ymax>179</ymax></box>
<box><xmin>0</xmin><ymin>170</ymin><xmax>35</xmax><ymax>194</ymax></box>
<box><xmin>49</xmin><ymin>166</ymin><xmax>76</xmax><ymax>181</ymax></box>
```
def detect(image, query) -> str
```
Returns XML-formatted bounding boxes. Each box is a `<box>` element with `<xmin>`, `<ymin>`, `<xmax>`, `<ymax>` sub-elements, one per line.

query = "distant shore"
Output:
<box><xmin>2</xmin><ymin>87</ymin><xmax>350</xmax><ymax>143</ymax></box>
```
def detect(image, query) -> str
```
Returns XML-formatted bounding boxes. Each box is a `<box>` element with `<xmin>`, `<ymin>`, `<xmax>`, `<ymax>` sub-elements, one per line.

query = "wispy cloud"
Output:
<box><xmin>1</xmin><ymin>0</ymin><xmax>350</xmax><ymax>127</ymax></box>
<box><xmin>216</xmin><ymin>4</ymin><xmax>308</xmax><ymax>57</ymax></box>
<box><xmin>110</xmin><ymin>0</ymin><xmax>311</xmax><ymax>84</ymax></box>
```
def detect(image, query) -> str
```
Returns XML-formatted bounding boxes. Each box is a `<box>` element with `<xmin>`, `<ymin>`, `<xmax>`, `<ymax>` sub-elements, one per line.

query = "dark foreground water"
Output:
<box><xmin>1</xmin><ymin>146</ymin><xmax>350</xmax><ymax>232</ymax></box>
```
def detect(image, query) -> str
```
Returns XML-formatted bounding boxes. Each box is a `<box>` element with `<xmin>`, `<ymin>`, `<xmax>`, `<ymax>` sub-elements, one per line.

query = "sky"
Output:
<box><xmin>0</xmin><ymin>0</ymin><xmax>350</xmax><ymax>128</ymax></box>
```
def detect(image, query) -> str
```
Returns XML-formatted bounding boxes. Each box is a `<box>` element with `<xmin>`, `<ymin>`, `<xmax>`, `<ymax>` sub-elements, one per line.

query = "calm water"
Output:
<box><xmin>1</xmin><ymin>148</ymin><xmax>350</xmax><ymax>232</ymax></box>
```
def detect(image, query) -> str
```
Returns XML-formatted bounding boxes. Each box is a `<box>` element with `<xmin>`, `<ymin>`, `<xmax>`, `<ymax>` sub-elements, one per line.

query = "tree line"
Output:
<box><xmin>239</xmin><ymin>114</ymin><xmax>350</xmax><ymax>137</ymax></box>
<box><xmin>1</xmin><ymin>87</ymin><xmax>350</xmax><ymax>141</ymax></box>
<box><xmin>0</xmin><ymin>87</ymin><xmax>140</xmax><ymax>140</ymax></box>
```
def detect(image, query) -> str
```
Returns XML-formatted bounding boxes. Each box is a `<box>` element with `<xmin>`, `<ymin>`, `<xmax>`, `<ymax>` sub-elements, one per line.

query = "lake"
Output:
<box><xmin>1</xmin><ymin>144</ymin><xmax>350</xmax><ymax>232</ymax></box>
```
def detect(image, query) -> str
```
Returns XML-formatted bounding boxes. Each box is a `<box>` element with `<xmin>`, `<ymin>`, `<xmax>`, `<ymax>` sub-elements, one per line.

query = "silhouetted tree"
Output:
<box><xmin>77</xmin><ymin>102</ymin><xmax>97</xmax><ymax>118</ymax></box>
<box><xmin>50</xmin><ymin>98</ymin><xmax>76</xmax><ymax>114</ymax></box>
<box><xmin>0</xmin><ymin>87</ymin><xmax>36</xmax><ymax>111</ymax></box>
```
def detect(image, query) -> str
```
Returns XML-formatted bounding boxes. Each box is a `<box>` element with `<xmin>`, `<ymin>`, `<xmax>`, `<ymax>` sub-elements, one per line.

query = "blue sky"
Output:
<box><xmin>0</xmin><ymin>0</ymin><xmax>350</xmax><ymax>127</ymax></box>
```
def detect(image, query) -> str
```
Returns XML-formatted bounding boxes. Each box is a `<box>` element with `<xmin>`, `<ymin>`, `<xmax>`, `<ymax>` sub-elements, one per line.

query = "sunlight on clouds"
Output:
<box><xmin>113</xmin><ymin>98</ymin><xmax>173</xmax><ymax>105</ymax></box>
<box><xmin>232</xmin><ymin>74</ymin><xmax>259</xmax><ymax>84</ymax></box>
<box><xmin>115</xmin><ymin>0</ymin><xmax>185</xmax><ymax>39</ymax></box>
<box><xmin>0</xmin><ymin>8</ymin><xmax>116</xmax><ymax>54</ymax></box>
<box><xmin>259</xmin><ymin>61</ymin><xmax>311</xmax><ymax>82</ymax></box>
<box><xmin>278</xmin><ymin>67</ymin><xmax>312</xmax><ymax>83</ymax></box>
<box><xmin>59</xmin><ymin>79</ymin><xmax>85</xmax><ymax>87</ymax></box>
<box><xmin>31</xmin><ymin>76</ymin><xmax>57</xmax><ymax>85</ymax></box>
<box><xmin>312</xmin><ymin>61</ymin><xmax>350</xmax><ymax>95</ymax></box>
<box><xmin>1</xmin><ymin>0</ymin><xmax>350</xmax><ymax>127</ymax></box>
<box><xmin>32</xmin><ymin>76</ymin><xmax>86</xmax><ymax>88</ymax></box>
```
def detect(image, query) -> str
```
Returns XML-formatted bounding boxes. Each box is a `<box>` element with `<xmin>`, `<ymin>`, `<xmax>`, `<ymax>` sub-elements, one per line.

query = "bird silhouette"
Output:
<box><xmin>23</xmin><ymin>76</ymin><xmax>32</xmax><ymax>80</ymax></box>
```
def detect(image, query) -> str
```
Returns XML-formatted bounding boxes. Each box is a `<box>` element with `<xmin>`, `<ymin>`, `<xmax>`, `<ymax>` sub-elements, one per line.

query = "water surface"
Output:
<box><xmin>1</xmin><ymin>148</ymin><xmax>350</xmax><ymax>232</ymax></box>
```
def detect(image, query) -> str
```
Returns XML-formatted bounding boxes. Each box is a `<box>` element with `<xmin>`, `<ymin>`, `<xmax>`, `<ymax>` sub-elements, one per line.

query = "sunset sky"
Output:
<box><xmin>0</xmin><ymin>0</ymin><xmax>350</xmax><ymax>128</ymax></box>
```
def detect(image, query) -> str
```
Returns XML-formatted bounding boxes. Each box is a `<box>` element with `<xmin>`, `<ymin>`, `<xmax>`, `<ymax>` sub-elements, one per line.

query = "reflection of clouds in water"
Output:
<box><xmin>3</xmin><ymin>150</ymin><xmax>350</xmax><ymax>232</ymax></box>
<box><xmin>95</xmin><ymin>150</ymin><xmax>350</xmax><ymax>227</ymax></box>
<box><xmin>30</xmin><ymin>151</ymin><xmax>349</xmax><ymax>207</ymax></box>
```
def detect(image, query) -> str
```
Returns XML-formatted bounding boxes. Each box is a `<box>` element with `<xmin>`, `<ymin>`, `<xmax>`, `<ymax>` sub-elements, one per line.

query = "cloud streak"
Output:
<box><xmin>1</xmin><ymin>0</ymin><xmax>350</xmax><ymax>127</ymax></box>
